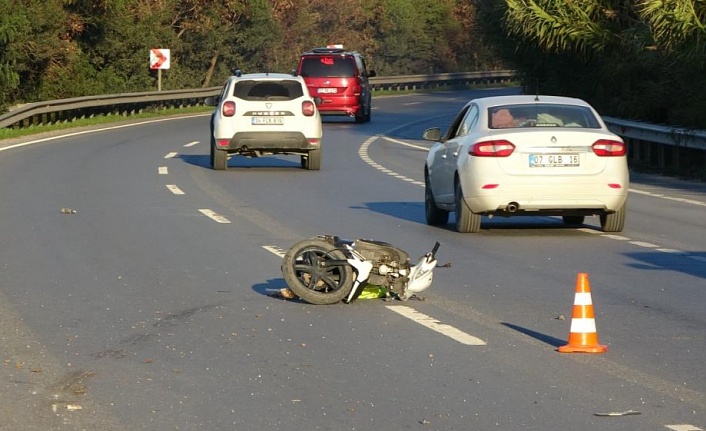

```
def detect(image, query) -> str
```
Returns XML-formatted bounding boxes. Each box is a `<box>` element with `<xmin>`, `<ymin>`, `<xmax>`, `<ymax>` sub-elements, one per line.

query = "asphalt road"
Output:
<box><xmin>0</xmin><ymin>88</ymin><xmax>704</xmax><ymax>431</ymax></box>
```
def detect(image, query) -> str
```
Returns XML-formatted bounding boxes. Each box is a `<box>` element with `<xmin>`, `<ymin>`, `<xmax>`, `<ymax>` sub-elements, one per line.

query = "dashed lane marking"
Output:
<box><xmin>262</xmin><ymin>245</ymin><xmax>286</xmax><ymax>258</ymax></box>
<box><xmin>386</xmin><ymin>305</ymin><xmax>487</xmax><ymax>346</ymax></box>
<box><xmin>158</xmin><ymin>166</ymin><xmax>168</xmax><ymax>175</ymax></box>
<box><xmin>166</xmin><ymin>184</ymin><xmax>184</xmax><ymax>195</ymax></box>
<box><xmin>184</xmin><ymin>141</ymin><xmax>199</xmax><ymax>147</ymax></box>
<box><xmin>199</xmin><ymin>209</ymin><xmax>230</xmax><ymax>224</ymax></box>
<box><xmin>666</xmin><ymin>425</ymin><xmax>703</xmax><ymax>431</ymax></box>
<box><xmin>164</xmin><ymin>152</ymin><xmax>178</xmax><ymax>158</ymax></box>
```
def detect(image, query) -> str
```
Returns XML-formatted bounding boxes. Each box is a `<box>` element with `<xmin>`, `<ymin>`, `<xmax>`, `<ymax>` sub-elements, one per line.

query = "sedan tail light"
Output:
<box><xmin>470</xmin><ymin>139</ymin><xmax>515</xmax><ymax>157</ymax></box>
<box><xmin>222</xmin><ymin>101</ymin><xmax>236</xmax><ymax>117</ymax></box>
<box><xmin>592</xmin><ymin>139</ymin><xmax>626</xmax><ymax>156</ymax></box>
<box><xmin>302</xmin><ymin>100</ymin><xmax>316</xmax><ymax>116</ymax></box>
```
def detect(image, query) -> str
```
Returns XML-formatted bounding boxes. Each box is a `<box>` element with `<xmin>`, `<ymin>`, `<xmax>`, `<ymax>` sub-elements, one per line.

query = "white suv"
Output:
<box><xmin>205</xmin><ymin>71</ymin><xmax>323</xmax><ymax>170</ymax></box>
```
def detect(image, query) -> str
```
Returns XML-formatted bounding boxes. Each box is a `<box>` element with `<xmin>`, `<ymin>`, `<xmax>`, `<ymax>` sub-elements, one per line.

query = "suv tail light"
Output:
<box><xmin>222</xmin><ymin>101</ymin><xmax>236</xmax><ymax>117</ymax></box>
<box><xmin>470</xmin><ymin>140</ymin><xmax>515</xmax><ymax>157</ymax></box>
<box><xmin>302</xmin><ymin>100</ymin><xmax>316</xmax><ymax>116</ymax></box>
<box><xmin>592</xmin><ymin>139</ymin><xmax>626</xmax><ymax>156</ymax></box>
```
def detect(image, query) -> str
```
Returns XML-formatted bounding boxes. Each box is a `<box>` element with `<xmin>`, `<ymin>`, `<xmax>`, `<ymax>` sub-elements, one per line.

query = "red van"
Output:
<box><xmin>297</xmin><ymin>46</ymin><xmax>376</xmax><ymax>123</ymax></box>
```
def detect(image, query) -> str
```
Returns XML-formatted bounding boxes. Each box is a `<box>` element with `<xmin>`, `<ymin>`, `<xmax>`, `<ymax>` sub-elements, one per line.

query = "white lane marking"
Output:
<box><xmin>386</xmin><ymin>305</ymin><xmax>487</xmax><ymax>346</ymax></box>
<box><xmin>602</xmin><ymin>234</ymin><xmax>630</xmax><ymax>241</ymax></box>
<box><xmin>629</xmin><ymin>240</ymin><xmax>658</xmax><ymax>248</ymax></box>
<box><xmin>199</xmin><ymin>209</ymin><xmax>230</xmax><ymax>223</ymax></box>
<box><xmin>631</xmin><ymin>188</ymin><xmax>706</xmax><ymax>206</ymax></box>
<box><xmin>164</xmin><ymin>152</ymin><xmax>178</xmax><ymax>158</ymax></box>
<box><xmin>0</xmin><ymin>114</ymin><xmax>209</xmax><ymax>153</ymax></box>
<box><xmin>381</xmin><ymin>136</ymin><xmax>428</xmax><ymax>151</ymax></box>
<box><xmin>166</xmin><ymin>185</ymin><xmax>184</xmax><ymax>195</ymax></box>
<box><xmin>359</xmin><ymin>136</ymin><xmax>424</xmax><ymax>186</ymax></box>
<box><xmin>666</xmin><ymin>425</ymin><xmax>703</xmax><ymax>431</ymax></box>
<box><xmin>263</xmin><ymin>245</ymin><xmax>286</xmax><ymax>258</ymax></box>
<box><xmin>184</xmin><ymin>141</ymin><xmax>199</xmax><ymax>147</ymax></box>
<box><xmin>404</xmin><ymin>102</ymin><xmax>422</xmax><ymax>106</ymax></box>
<box><xmin>158</xmin><ymin>166</ymin><xmax>168</xmax><ymax>175</ymax></box>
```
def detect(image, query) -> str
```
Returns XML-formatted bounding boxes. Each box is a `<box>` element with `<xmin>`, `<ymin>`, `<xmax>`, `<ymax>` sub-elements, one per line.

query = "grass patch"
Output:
<box><xmin>0</xmin><ymin>105</ymin><xmax>213</xmax><ymax>141</ymax></box>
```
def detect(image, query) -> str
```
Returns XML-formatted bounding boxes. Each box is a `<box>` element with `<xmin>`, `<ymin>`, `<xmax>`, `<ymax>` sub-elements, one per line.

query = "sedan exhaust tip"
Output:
<box><xmin>506</xmin><ymin>202</ymin><xmax>520</xmax><ymax>213</ymax></box>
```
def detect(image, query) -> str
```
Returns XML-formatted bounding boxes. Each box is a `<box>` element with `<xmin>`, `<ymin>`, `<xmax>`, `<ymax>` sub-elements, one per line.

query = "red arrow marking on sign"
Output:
<box><xmin>151</xmin><ymin>49</ymin><xmax>167</xmax><ymax>69</ymax></box>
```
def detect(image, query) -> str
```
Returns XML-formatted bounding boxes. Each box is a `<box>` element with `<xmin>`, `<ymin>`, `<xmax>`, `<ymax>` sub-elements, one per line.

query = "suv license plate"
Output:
<box><xmin>530</xmin><ymin>154</ymin><xmax>580</xmax><ymax>167</ymax></box>
<box><xmin>317</xmin><ymin>88</ymin><xmax>337</xmax><ymax>94</ymax></box>
<box><xmin>252</xmin><ymin>117</ymin><xmax>283</xmax><ymax>125</ymax></box>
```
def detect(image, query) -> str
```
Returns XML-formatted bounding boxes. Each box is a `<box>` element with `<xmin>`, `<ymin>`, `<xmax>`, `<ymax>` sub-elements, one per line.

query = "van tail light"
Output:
<box><xmin>302</xmin><ymin>100</ymin><xmax>316</xmax><ymax>116</ymax></box>
<box><xmin>222</xmin><ymin>101</ymin><xmax>236</xmax><ymax>117</ymax></box>
<box><xmin>470</xmin><ymin>140</ymin><xmax>515</xmax><ymax>157</ymax></box>
<box><xmin>352</xmin><ymin>85</ymin><xmax>362</xmax><ymax>95</ymax></box>
<box><xmin>592</xmin><ymin>139</ymin><xmax>626</xmax><ymax>156</ymax></box>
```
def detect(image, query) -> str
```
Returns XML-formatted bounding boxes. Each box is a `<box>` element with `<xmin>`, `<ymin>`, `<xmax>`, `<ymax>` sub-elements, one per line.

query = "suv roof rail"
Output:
<box><xmin>290</xmin><ymin>69</ymin><xmax>298</xmax><ymax>76</ymax></box>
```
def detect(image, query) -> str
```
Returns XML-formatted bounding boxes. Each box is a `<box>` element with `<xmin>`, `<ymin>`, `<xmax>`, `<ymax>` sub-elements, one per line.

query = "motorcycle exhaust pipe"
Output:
<box><xmin>506</xmin><ymin>202</ymin><xmax>519</xmax><ymax>213</ymax></box>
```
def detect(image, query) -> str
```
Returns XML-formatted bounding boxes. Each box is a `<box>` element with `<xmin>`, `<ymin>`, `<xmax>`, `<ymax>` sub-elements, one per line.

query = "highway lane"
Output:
<box><xmin>0</xmin><ymin>89</ymin><xmax>704</xmax><ymax>431</ymax></box>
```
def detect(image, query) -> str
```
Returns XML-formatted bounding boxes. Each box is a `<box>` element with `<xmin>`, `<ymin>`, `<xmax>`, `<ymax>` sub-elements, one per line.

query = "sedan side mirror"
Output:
<box><xmin>423</xmin><ymin>127</ymin><xmax>442</xmax><ymax>142</ymax></box>
<box><xmin>313</xmin><ymin>97</ymin><xmax>323</xmax><ymax>106</ymax></box>
<box><xmin>204</xmin><ymin>96</ymin><xmax>219</xmax><ymax>106</ymax></box>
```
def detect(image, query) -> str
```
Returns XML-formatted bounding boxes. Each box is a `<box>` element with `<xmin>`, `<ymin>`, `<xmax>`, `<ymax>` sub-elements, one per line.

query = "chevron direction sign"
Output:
<box><xmin>150</xmin><ymin>49</ymin><xmax>170</xmax><ymax>70</ymax></box>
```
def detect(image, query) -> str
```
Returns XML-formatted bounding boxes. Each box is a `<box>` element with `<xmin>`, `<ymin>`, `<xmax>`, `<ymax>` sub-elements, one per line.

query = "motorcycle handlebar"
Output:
<box><xmin>430</xmin><ymin>242</ymin><xmax>441</xmax><ymax>258</ymax></box>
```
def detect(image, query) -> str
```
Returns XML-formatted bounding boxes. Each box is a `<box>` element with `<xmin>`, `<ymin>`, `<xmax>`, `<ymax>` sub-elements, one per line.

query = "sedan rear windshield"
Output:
<box><xmin>233</xmin><ymin>80</ymin><xmax>304</xmax><ymax>101</ymax></box>
<box><xmin>300</xmin><ymin>56</ymin><xmax>356</xmax><ymax>78</ymax></box>
<box><xmin>489</xmin><ymin>104</ymin><xmax>601</xmax><ymax>129</ymax></box>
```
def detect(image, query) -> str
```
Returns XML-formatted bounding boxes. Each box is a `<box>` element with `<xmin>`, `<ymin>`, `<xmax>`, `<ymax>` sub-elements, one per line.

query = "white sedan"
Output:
<box><xmin>423</xmin><ymin>94</ymin><xmax>629</xmax><ymax>233</ymax></box>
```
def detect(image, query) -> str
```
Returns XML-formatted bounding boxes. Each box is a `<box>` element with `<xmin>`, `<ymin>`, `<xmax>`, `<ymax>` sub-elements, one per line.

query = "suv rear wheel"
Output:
<box><xmin>302</xmin><ymin>149</ymin><xmax>321</xmax><ymax>170</ymax></box>
<box><xmin>211</xmin><ymin>139</ymin><xmax>227</xmax><ymax>170</ymax></box>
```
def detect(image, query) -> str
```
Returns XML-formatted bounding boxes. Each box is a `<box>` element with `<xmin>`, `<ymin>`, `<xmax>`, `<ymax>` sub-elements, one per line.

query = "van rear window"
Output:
<box><xmin>233</xmin><ymin>80</ymin><xmax>304</xmax><ymax>101</ymax></box>
<box><xmin>300</xmin><ymin>57</ymin><xmax>356</xmax><ymax>78</ymax></box>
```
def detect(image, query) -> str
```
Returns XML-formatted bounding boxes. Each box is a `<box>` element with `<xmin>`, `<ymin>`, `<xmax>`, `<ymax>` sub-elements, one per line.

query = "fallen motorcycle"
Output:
<box><xmin>281</xmin><ymin>235</ymin><xmax>441</xmax><ymax>305</ymax></box>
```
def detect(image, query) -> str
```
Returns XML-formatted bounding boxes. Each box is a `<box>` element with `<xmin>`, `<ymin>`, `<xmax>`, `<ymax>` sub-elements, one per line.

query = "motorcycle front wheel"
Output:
<box><xmin>281</xmin><ymin>239</ymin><xmax>355</xmax><ymax>305</ymax></box>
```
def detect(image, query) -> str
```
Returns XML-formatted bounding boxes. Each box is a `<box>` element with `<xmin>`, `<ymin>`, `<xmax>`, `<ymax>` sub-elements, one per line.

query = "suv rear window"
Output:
<box><xmin>300</xmin><ymin>56</ymin><xmax>356</xmax><ymax>78</ymax></box>
<box><xmin>233</xmin><ymin>80</ymin><xmax>304</xmax><ymax>101</ymax></box>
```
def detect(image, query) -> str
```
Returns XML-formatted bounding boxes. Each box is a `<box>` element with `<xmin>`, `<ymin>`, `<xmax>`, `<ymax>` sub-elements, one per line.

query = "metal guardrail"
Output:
<box><xmin>0</xmin><ymin>71</ymin><xmax>518</xmax><ymax>130</ymax></box>
<box><xmin>0</xmin><ymin>70</ymin><xmax>704</xmax><ymax>177</ymax></box>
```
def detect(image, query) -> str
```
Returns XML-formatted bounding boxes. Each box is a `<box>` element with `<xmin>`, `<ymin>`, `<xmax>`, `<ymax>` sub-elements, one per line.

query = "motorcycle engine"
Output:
<box><xmin>353</xmin><ymin>239</ymin><xmax>411</xmax><ymax>291</ymax></box>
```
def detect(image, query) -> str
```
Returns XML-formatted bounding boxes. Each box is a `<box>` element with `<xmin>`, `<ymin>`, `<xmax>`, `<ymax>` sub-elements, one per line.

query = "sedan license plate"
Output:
<box><xmin>317</xmin><ymin>88</ymin><xmax>337</xmax><ymax>94</ymax></box>
<box><xmin>252</xmin><ymin>117</ymin><xmax>283</xmax><ymax>125</ymax></box>
<box><xmin>530</xmin><ymin>153</ymin><xmax>580</xmax><ymax>167</ymax></box>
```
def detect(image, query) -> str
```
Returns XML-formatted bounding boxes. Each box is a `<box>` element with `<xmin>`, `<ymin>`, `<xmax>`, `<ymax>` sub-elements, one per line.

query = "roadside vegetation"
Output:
<box><xmin>1</xmin><ymin>0</ymin><xmax>705</xmax><ymax>130</ymax></box>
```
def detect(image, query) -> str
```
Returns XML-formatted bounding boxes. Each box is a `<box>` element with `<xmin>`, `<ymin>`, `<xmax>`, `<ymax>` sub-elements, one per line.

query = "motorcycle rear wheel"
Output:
<box><xmin>281</xmin><ymin>239</ymin><xmax>355</xmax><ymax>305</ymax></box>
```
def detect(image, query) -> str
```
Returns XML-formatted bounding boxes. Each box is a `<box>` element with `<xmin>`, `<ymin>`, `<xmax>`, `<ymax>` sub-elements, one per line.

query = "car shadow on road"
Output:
<box><xmin>180</xmin><ymin>154</ymin><xmax>303</xmax><ymax>169</ymax></box>
<box><xmin>625</xmin><ymin>251</ymin><xmax>706</xmax><ymax>280</ymax></box>
<box><xmin>358</xmin><ymin>201</ymin><xmax>604</xmax><ymax>233</ymax></box>
<box><xmin>501</xmin><ymin>322</ymin><xmax>566</xmax><ymax>348</ymax></box>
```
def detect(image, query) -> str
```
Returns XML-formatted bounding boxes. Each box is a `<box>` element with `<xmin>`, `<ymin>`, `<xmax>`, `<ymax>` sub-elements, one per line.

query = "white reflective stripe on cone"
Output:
<box><xmin>573</xmin><ymin>292</ymin><xmax>593</xmax><ymax>305</ymax></box>
<box><xmin>569</xmin><ymin>317</ymin><xmax>597</xmax><ymax>333</ymax></box>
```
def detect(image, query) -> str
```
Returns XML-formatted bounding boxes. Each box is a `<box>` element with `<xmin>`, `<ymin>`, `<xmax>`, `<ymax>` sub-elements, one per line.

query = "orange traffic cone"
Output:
<box><xmin>558</xmin><ymin>273</ymin><xmax>607</xmax><ymax>353</ymax></box>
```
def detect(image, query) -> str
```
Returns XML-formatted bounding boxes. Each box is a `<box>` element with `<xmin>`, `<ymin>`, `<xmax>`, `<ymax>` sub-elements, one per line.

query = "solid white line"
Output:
<box><xmin>166</xmin><ymin>185</ymin><xmax>184</xmax><ymax>195</ymax></box>
<box><xmin>665</xmin><ymin>425</ymin><xmax>703</xmax><ymax>431</ymax></box>
<box><xmin>386</xmin><ymin>305</ymin><xmax>486</xmax><ymax>346</ymax></box>
<box><xmin>629</xmin><ymin>240</ymin><xmax>658</xmax><ymax>248</ymax></box>
<box><xmin>164</xmin><ymin>152</ymin><xmax>178</xmax><ymax>158</ymax></box>
<box><xmin>0</xmin><ymin>114</ymin><xmax>209</xmax><ymax>153</ymax></box>
<box><xmin>184</xmin><ymin>141</ymin><xmax>199</xmax><ymax>147</ymax></box>
<box><xmin>198</xmin><ymin>209</ymin><xmax>230</xmax><ymax>223</ymax></box>
<box><xmin>263</xmin><ymin>245</ymin><xmax>286</xmax><ymax>258</ymax></box>
<box><xmin>158</xmin><ymin>166</ymin><xmax>168</xmax><ymax>175</ymax></box>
